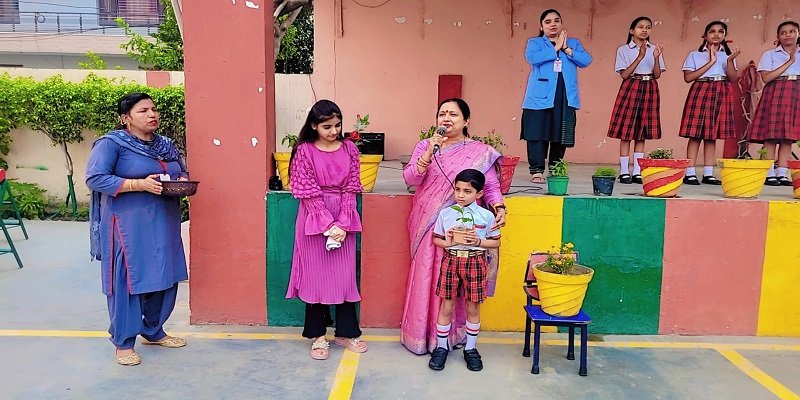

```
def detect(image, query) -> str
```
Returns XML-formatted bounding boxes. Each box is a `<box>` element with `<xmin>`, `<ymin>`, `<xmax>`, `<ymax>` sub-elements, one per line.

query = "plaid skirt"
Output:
<box><xmin>748</xmin><ymin>79</ymin><xmax>800</xmax><ymax>142</ymax></box>
<box><xmin>607</xmin><ymin>78</ymin><xmax>662</xmax><ymax>140</ymax></box>
<box><xmin>436</xmin><ymin>252</ymin><xmax>487</xmax><ymax>303</ymax></box>
<box><xmin>678</xmin><ymin>80</ymin><xmax>736</xmax><ymax>140</ymax></box>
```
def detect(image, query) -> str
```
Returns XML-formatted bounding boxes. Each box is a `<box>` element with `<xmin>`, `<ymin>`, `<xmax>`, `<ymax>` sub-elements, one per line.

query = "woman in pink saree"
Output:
<box><xmin>401</xmin><ymin>98</ymin><xmax>507</xmax><ymax>354</ymax></box>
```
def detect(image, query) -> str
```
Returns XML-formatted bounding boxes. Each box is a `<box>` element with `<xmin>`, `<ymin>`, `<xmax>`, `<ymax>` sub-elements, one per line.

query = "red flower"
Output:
<box><xmin>348</xmin><ymin>130</ymin><xmax>362</xmax><ymax>141</ymax></box>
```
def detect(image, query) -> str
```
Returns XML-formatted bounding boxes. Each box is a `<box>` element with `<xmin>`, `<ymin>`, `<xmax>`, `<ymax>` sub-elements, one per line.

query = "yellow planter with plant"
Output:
<box><xmin>718</xmin><ymin>158</ymin><xmax>774</xmax><ymax>199</ymax></box>
<box><xmin>532</xmin><ymin>242</ymin><xmax>594</xmax><ymax>317</ymax></box>
<box><xmin>273</xmin><ymin>133</ymin><xmax>298</xmax><ymax>191</ymax></box>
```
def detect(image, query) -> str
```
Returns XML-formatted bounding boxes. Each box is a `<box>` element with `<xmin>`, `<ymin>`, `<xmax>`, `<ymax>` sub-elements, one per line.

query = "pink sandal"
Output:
<box><xmin>310</xmin><ymin>339</ymin><xmax>330</xmax><ymax>360</ymax></box>
<box><xmin>334</xmin><ymin>336</ymin><xmax>368</xmax><ymax>353</ymax></box>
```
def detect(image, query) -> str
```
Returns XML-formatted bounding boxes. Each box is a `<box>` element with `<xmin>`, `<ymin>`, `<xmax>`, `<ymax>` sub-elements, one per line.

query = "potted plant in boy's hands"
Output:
<box><xmin>473</xmin><ymin>129</ymin><xmax>520</xmax><ymax>195</ymax></box>
<box><xmin>717</xmin><ymin>148</ymin><xmax>775</xmax><ymax>199</ymax></box>
<box><xmin>546</xmin><ymin>159</ymin><xmax>569</xmax><ymax>196</ymax></box>
<box><xmin>637</xmin><ymin>148</ymin><xmax>691</xmax><ymax>198</ymax></box>
<box><xmin>531</xmin><ymin>242</ymin><xmax>594</xmax><ymax>317</ymax></box>
<box><xmin>449</xmin><ymin>204</ymin><xmax>475</xmax><ymax>245</ymax></box>
<box><xmin>592</xmin><ymin>167</ymin><xmax>616</xmax><ymax>196</ymax></box>
<box><xmin>273</xmin><ymin>133</ymin><xmax>298</xmax><ymax>190</ymax></box>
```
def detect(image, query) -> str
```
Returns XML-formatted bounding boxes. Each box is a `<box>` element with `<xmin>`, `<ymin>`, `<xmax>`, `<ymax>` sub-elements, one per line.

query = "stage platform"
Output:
<box><xmin>370</xmin><ymin>160</ymin><xmax>798</xmax><ymax>201</ymax></box>
<box><xmin>265</xmin><ymin>160</ymin><xmax>800</xmax><ymax>338</ymax></box>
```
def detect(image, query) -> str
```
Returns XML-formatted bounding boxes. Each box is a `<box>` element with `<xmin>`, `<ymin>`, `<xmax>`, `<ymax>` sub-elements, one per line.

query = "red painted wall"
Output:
<box><xmin>183</xmin><ymin>1</ymin><xmax>275</xmax><ymax>324</ymax></box>
<box><xmin>359</xmin><ymin>194</ymin><xmax>413</xmax><ymax>328</ymax></box>
<box><xmin>660</xmin><ymin>200</ymin><xmax>768</xmax><ymax>335</ymax></box>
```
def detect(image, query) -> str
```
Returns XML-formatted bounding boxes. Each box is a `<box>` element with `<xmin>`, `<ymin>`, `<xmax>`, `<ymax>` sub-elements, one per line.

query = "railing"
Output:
<box><xmin>0</xmin><ymin>11</ymin><xmax>163</xmax><ymax>35</ymax></box>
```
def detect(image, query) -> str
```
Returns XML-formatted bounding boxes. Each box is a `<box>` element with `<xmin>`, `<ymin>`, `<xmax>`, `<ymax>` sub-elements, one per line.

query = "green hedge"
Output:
<box><xmin>0</xmin><ymin>73</ymin><xmax>186</xmax><ymax>164</ymax></box>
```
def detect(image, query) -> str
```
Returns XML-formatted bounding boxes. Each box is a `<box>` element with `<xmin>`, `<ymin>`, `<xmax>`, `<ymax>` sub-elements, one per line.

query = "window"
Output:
<box><xmin>98</xmin><ymin>0</ymin><xmax>163</xmax><ymax>26</ymax></box>
<box><xmin>0</xmin><ymin>0</ymin><xmax>20</xmax><ymax>24</ymax></box>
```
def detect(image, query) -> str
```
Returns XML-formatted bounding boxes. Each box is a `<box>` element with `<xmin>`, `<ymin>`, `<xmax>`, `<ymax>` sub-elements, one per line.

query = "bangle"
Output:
<box><xmin>477</xmin><ymin>239</ymin><xmax>482</xmax><ymax>247</ymax></box>
<box><xmin>494</xmin><ymin>204</ymin><xmax>506</xmax><ymax>212</ymax></box>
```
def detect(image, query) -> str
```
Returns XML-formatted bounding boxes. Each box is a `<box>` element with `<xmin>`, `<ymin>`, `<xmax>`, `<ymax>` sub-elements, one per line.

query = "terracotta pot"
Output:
<box><xmin>789</xmin><ymin>160</ymin><xmax>800</xmax><ymax>199</ymax></box>
<box><xmin>498</xmin><ymin>155</ymin><xmax>520</xmax><ymax>195</ymax></box>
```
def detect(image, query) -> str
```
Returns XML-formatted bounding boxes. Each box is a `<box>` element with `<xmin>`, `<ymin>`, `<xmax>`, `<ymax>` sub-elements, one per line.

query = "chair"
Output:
<box><xmin>0</xmin><ymin>170</ymin><xmax>25</xmax><ymax>268</ymax></box>
<box><xmin>522</xmin><ymin>252</ymin><xmax>589</xmax><ymax>376</ymax></box>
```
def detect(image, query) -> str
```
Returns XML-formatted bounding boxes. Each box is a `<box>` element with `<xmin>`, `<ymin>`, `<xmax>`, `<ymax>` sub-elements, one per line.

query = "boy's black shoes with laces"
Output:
<box><xmin>463</xmin><ymin>348</ymin><xmax>483</xmax><ymax>371</ymax></box>
<box><xmin>429</xmin><ymin>347</ymin><xmax>448</xmax><ymax>370</ymax></box>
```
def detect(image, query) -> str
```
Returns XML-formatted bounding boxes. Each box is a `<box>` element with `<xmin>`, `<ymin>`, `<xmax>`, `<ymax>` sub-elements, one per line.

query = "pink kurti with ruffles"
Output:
<box><xmin>285</xmin><ymin>140</ymin><xmax>363</xmax><ymax>304</ymax></box>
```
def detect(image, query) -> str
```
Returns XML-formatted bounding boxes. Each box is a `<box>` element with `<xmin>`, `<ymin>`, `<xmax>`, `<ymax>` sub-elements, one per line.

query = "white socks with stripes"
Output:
<box><xmin>465</xmin><ymin>321</ymin><xmax>481</xmax><ymax>350</ymax></box>
<box><xmin>436</xmin><ymin>323</ymin><xmax>450</xmax><ymax>350</ymax></box>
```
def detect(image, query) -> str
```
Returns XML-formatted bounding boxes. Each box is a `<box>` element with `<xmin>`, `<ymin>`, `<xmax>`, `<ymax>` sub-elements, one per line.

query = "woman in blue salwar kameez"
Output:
<box><xmin>86</xmin><ymin>93</ymin><xmax>189</xmax><ymax>366</ymax></box>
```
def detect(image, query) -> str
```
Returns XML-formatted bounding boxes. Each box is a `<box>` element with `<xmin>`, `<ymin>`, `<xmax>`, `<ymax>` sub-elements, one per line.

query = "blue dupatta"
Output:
<box><xmin>89</xmin><ymin>130</ymin><xmax>184</xmax><ymax>261</ymax></box>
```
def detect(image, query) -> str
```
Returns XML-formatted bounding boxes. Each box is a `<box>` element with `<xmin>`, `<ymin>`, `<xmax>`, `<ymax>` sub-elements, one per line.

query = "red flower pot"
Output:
<box><xmin>498</xmin><ymin>155</ymin><xmax>520</xmax><ymax>195</ymax></box>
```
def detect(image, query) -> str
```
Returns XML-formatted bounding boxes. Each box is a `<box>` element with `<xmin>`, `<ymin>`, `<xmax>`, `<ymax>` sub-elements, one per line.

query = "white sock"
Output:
<box><xmin>703</xmin><ymin>166</ymin><xmax>714</xmax><ymax>177</ymax></box>
<box><xmin>465</xmin><ymin>321</ymin><xmax>480</xmax><ymax>350</ymax></box>
<box><xmin>632</xmin><ymin>152</ymin><xmax>644</xmax><ymax>175</ymax></box>
<box><xmin>767</xmin><ymin>165</ymin><xmax>776</xmax><ymax>177</ymax></box>
<box><xmin>436</xmin><ymin>323</ymin><xmax>451</xmax><ymax>350</ymax></box>
<box><xmin>619</xmin><ymin>156</ymin><xmax>630</xmax><ymax>175</ymax></box>
<box><xmin>685</xmin><ymin>167</ymin><xmax>696</xmax><ymax>177</ymax></box>
<box><xmin>777</xmin><ymin>167</ymin><xmax>788</xmax><ymax>178</ymax></box>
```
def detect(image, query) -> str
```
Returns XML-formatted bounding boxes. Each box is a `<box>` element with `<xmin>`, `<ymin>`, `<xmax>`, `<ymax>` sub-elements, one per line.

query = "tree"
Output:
<box><xmin>117</xmin><ymin>0</ymin><xmax>184</xmax><ymax>71</ymax></box>
<box><xmin>275</xmin><ymin>3</ymin><xmax>313</xmax><ymax>73</ymax></box>
<box><xmin>273</xmin><ymin>0</ymin><xmax>312</xmax><ymax>65</ymax></box>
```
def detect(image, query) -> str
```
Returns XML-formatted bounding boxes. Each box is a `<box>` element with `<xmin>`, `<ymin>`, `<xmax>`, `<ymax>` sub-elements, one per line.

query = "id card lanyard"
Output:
<box><xmin>554</xmin><ymin>44</ymin><xmax>563</xmax><ymax>72</ymax></box>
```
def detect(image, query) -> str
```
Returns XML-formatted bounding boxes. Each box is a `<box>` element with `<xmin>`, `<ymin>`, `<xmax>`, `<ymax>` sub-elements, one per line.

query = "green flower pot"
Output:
<box><xmin>547</xmin><ymin>176</ymin><xmax>569</xmax><ymax>196</ymax></box>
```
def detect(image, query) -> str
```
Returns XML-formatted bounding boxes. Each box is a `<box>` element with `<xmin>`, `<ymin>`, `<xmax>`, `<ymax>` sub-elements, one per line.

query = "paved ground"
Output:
<box><xmin>1</xmin><ymin>222</ymin><xmax>799</xmax><ymax>400</ymax></box>
<box><xmin>371</xmin><ymin>160</ymin><xmax>797</xmax><ymax>201</ymax></box>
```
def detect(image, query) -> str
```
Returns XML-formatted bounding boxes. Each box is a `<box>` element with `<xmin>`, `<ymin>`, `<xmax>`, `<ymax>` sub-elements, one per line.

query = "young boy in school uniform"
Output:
<box><xmin>429</xmin><ymin>169</ymin><xmax>501</xmax><ymax>372</ymax></box>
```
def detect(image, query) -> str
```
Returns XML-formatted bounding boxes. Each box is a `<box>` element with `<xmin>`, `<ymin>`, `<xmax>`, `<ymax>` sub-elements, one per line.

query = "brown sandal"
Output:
<box><xmin>116</xmin><ymin>350</ymin><xmax>141</xmax><ymax>366</ymax></box>
<box><xmin>141</xmin><ymin>336</ymin><xmax>187</xmax><ymax>348</ymax></box>
<box><xmin>310</xmin><ymin>338</ymin><xmax>330</xmax><ymax>360</ymax></box>
<box><xmin>530</xmin><ymin>173</ymin><xmax>546</xmax><ymax>184</ymax></box>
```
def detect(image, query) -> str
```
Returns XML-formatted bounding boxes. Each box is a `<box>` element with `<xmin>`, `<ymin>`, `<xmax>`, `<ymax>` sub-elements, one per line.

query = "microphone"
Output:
<box><xmin>432</xmin><ymin>126</ymin><xmax>447</xmax><ymax>154</ymax></box>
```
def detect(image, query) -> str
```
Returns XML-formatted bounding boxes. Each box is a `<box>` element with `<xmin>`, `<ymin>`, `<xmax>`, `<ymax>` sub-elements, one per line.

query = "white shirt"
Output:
<box><xmin>433</xmin><ymin>201</ymin><xmax>500</xmax><ymax>250</ymax></box>
<box><xmin>757</xmin><ymin>46</ymin><xmax>800</xmax><ymax>75</ymax></box>
<box><xmin>682</xmin><ymin>48</ymin><xmax>737</xmax><ymax>78</ymax></box>
<box><xmin>614</xmin><ymin>42</ymin><xmax>667</xmax><ymax>74</ymax></box>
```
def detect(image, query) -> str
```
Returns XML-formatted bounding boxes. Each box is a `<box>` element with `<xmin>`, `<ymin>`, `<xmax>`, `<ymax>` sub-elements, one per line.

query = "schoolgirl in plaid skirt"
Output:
<box><xmin>749</xmin><ymin>21</ymin><xmax>800</xmax><ymax>186</ymax></box>
<box><xmin>678</xmin><ymin>21</ymin><xmax>741</xmax><ymax>185</ymax></box>
<box><xmin>607</xmin><ymin>17</ymin><xmax>666</xmax><ymax>184</ymax></box>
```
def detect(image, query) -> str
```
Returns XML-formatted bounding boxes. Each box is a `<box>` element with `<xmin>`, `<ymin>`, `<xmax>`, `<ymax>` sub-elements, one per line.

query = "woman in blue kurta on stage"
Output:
<box><xmin>86</xmin><ymin>93</ymin><xmax>189</xmax><ymax>366</ymax></box>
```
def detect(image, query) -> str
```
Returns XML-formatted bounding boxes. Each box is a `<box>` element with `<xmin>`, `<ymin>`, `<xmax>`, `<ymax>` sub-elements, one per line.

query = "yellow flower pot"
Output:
<box><xmin>717</xmin><ymin>159</ymin><xmax>774</xmax><ymax>199</ymax></box>
<box><xmin>273</xmin><ymin>152</ymin><xmax>292</xmax><ymax>191</ymax></box>
<box><xmin>359</xmin><ymin>154</ymin><xmax>383</xmax><ymax>193</ymax></box>
<box><xmin>274</xmin><ymin>152</ymin><xmax>382</xmax><ymax>193</ymax></box>
<box><xmin>532</xmin><ymin>263</ymin><xmax>594</xmax><ymax>317</ymax></box>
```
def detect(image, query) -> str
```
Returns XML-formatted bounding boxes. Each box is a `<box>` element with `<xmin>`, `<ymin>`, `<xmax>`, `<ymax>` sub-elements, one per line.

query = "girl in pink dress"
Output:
<box><xmin>285</xmin><ymin>100</ymin><xmax>367</xmax><ymax>360</ymax></box>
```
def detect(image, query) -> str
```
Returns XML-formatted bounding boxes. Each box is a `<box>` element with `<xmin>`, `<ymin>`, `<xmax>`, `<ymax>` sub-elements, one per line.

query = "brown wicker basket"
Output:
<box><xmin>161</xmin><ymin>180</ymin><xmax>199</xmax><ymax>197</ymax></box>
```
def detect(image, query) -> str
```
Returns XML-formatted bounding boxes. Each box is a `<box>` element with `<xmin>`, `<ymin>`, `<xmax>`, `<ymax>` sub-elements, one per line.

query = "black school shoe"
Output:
<box><xmin>701</xmin><ymin>175</ymin><xmax>722</xmax><ymax>185</ymax></box>
<box><xmin>683</xmin><ymin>175</ymin><xmax>700</xmax><ymax>185</ymax></box>
<box><xmin>463</xmin><ymin>348</ymin><xmax>483</xmax><ymax>371</ymax></box>
<box><xmin>618</xmin><ymin>174</ymin><xmax>632</xmax><ymax>184</ymax></box>
<box><xmin>632</xmin><ymin>174</ymin><xmax>643</xmax><ymax>184</ymax></box>
<box><xmin>429</xmin><ymin>347</ymin><xmax>448</xmax><ymax>370</ymax></box>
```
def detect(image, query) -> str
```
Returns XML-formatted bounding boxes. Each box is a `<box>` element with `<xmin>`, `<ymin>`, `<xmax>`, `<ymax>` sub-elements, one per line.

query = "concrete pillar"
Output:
<box><xmin>182</xmin><ymin>1</ymin><xmax>275</xmax><ymax>324</ymax></box>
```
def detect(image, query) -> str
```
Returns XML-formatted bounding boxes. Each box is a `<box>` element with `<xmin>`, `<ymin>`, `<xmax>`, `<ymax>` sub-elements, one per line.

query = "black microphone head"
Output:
<box><xmin>436</xmin><ymin>126</ymin><xmax>447</xmax><ymax>135</ymax></box>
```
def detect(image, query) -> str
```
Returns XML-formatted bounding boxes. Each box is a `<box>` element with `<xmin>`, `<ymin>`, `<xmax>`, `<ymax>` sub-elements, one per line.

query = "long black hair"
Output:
<box><xmin>538</xmin><ymin>9</ymin><xmax>561</xmax><ymax>37</ymax></box>
<box><xmin>777</xmin><ymin>20</ymin><xmax>800</xmax><ymax>46</ymax></box>
<box><xmin>116</xmin><ymin>92</ymin><xmax>154</xmax><ymax>129</ymax></box>
<box><xmin>289</xmin><ymin>99</ymin><xmax>343</xmax><ymax>167</ymax></box>
<box><xmin>626</xmin><ymin>16</ymin><xmax>653</xmax><ymax>44</ymax></box>
<box><xmin>437</xmin><ymin>98</ymin><xmax>471</xmax><ymax>137</ymax></box>
<box><xmin>697</xmin><ymin>21</ymin><xmax>732</xmax><ymax>55</ymax></box>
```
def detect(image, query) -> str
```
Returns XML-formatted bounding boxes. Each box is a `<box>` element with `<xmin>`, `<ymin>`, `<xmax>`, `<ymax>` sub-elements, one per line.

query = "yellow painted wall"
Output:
<box><xmin>757</xmin><ymin>202</ymin><xmax>800</xmax><ymax>336</ymax></box>
<box><xmin>481</xmin><ymin>197</ymin><xmax>563</xmax><ymax>331</ymax></box>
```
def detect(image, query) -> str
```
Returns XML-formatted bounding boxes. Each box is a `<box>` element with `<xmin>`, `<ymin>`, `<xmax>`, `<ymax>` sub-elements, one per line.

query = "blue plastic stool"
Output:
<box><xmin>523</xmin><ymin>305</ymin><xmax>591</xmax><ymax>376</ymax></box>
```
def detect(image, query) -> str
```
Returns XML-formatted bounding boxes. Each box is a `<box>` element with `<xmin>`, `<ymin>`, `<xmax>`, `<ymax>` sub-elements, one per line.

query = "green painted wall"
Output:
<box><xmin>266</xmin><ymin>192</ymin><xmax>361</xmax><ymax>326</ymax></box>
<box><xmin>562</xmin><ymin>197</ymin><xmax>666</xmax><ymax>334</ymax></box>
